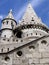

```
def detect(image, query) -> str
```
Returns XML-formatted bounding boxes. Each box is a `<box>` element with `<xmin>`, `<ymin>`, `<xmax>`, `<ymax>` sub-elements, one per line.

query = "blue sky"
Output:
<box><xmin>0</xmin><ymin>0</ymin><xmax>49</xmax><ymax>28</ymax></box>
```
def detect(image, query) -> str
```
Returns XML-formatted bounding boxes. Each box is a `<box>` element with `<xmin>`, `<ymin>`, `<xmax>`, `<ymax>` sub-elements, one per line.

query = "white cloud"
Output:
<box><xmin>0</xmin><ymin>15</ymin><xmax>3</xmax><ymax>20</ymax></box>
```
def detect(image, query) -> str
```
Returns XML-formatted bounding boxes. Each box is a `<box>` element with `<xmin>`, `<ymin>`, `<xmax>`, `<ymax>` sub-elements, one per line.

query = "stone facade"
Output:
<box><xmin>0</xmin><ymin>3</ymin><xmax>49</xmax><ymax>65</ymax></box>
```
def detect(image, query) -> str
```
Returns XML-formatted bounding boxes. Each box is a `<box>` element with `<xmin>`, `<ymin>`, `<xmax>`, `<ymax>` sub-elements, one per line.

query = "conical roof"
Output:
<box><xmin>18</xmin><ymin>3</ymin><xmax>48</xmax><ymax>29</ymax></box>
<box><xmin>19</xmin><ymin>3</ymin><xmax>41</xmax><ymax>24</ymax></box>
<box><xmin>6</xmin><ymin>9</ymin><xmax>14</xmax><ymax>19</ymax></box>
<box><xmin>22</xmin><ymin>4</ymin><xmax>38</xmax><ymax>21</ymax></box>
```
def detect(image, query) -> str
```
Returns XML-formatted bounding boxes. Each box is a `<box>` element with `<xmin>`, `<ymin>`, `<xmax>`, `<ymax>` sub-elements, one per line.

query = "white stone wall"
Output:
<box><xmin>0</xmin><ymin>36</ymin><xmax>49</xmax><ymax>65</ymax></box>
<box><xmin>1</xmin><ymin>30</ymin><xmax>13</xmax><ymax>38</ymax></box>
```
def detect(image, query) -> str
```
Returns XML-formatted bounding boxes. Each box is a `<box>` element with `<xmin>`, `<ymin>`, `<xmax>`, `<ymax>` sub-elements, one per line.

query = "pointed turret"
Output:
<box><xmin>1</xmin><ymin>9</ymin><xmax>17</xmax><ymax>30</ymax></box>
<box><xmin>19</xmin><ymin>3</ymin><xmax>42</xmax><ymax>25</ymax></box>
<box><xmin>19</xmin><ymin>3</ymin><xmax>48</xmax><ymax>27</ymax></box>
<box><xmin>16</xmin><ymin>3</ymin><xmax>49</xmax><ymax>40</ymax></box>
<box><xmin>18</xmin><ymin>3</ymin><xmax>49</xmax><ymax>30</ymax></box>
<box><xmin>22</xmin><ymin>3</ymin><xmax>38</xmax><ymax>22</ymax></box>
<box><xmin>0</xmin><ymin>9</ymin><xmax>17</xmax><ymax>38</ymax></box>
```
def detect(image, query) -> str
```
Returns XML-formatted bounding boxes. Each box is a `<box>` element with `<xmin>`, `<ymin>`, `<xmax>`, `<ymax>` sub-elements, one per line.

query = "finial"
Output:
<box><xmin>9</xmin><ymin>9</ymin><xmax>12</xmax><ymax>13</ymax></box>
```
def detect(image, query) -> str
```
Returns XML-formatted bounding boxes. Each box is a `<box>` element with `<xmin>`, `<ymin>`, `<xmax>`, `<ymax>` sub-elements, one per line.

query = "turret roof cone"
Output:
<box><xmin>21</xmin><ymin>3</ymin><xmax>40</xmax><ymax>23</ymax></box>
<box><xmin>18</xmin><ymin>3</ymin><xmax>48</xmax><ymax>29</ymax></box>
<box><xmin>6</xmin><ymin>9</ymin><xmax>14</xmax><ymax>19</ymax></box>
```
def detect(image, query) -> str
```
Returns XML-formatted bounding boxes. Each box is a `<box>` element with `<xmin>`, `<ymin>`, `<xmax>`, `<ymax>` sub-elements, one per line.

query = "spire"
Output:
<box><xmin>19</xmin><ymin>3</ymin><xmax>49</xmax><ymax>29</ymax></box>
<box><xmin>10</xmin><ymin>9</ymin><xmax>12</xmax><ymax>13</ymax></box>
<box><xmin>21</xmin><ymin>3</ymin><xmax>40</xmax><ymax>24</ymax></box>
<box><xmin>6</xmin><ymin>9</ymin><xmax>14</xmax><ymax>19</ymax></box>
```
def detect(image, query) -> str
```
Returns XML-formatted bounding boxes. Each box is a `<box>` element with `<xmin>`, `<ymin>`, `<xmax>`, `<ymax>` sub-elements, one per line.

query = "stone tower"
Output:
<box><xmin>1</xmin><ymin>9</ymin><xmax>17</xmax><ymax>38</ymax></box>
<box><xmin>18</xmin><ymin>3</ymin><xmax>49</xmax><ymax>40</ymax></box>
<box><xmin>0</xmin><ymin>3</ymin><xmax>49</xmax><ymax>65</ymax></box>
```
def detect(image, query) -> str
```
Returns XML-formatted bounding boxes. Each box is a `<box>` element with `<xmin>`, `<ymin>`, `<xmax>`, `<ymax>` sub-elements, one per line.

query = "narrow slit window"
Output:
<box><xmin>1</xmin><ymin>49</ymin><xmax>3</xmax><ymax>52</ymax></box>
<box><xmin>4</xmin><ymin>35</ymin><xmax>6</xmax><ymax>37</ymax></box>
<box><xmin>7</xmin><ymin>48</ymin><xmax>9</xmax><ymax>51</ymax></box>
<box><xmin>7</xmin><ymin>21</ymin><xmax>8</xmax><ymax>24</ymax></box>
<box><xmin>36</xmin><ymin>33</ymin><xmax>37</xmax><ymax>35</ymax></box>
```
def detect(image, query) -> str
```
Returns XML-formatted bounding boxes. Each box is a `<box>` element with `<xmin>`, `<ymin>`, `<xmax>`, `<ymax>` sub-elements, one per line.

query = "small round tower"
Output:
<box><xmin>0</xmin><ymin>9</ymin><xmax>17</xmax><ymax>38</ymax></box>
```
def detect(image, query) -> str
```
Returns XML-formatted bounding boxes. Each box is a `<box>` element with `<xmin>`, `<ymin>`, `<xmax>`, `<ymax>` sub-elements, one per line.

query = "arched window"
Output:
<box><xmin>21</xmin><ymin>40</ymin><xmax>23</xmax><ymax>42</ymax></box>
<box><xmin>7</xmin><ymin>39</ymin><xmax>9</xmax><ymax>41</ymax></box>
<box><xmin>29</xmin><ymin>46</ymin><xmax>35</xmax><ymax>49</ymax></box>
<box><xmin>31</xmin><ymin>33</ymin><xmax>32</xmax><ymax>35</ymax></box>
<box><xmin>11</xmin><ymin>21</ymin><xmax>14</xmax><ymax>29</ymax></box>
<box><xmin>27</xmin><ymin>34</ymin><xmax>28</xmax><ymax>36</ymax></box>
<box><xmin>7</xmin><ymin>48</ymin><xmax>9</xmax><ymax>51</ymax></box>
<box><xmin>31</xmin><ymin>17</ymin><xmax>34</xmax><ymax>21</ymax></box>
<box><xmin>17</xmin><ymin>51</ymin><xmax>22</xmax><ymax>56</ymax></box>
<box><xmin>16</xmin><ymin>30</ymin><xmax>22</xmax><ymax>38</ymax></box>
<box><xmin>3</xmin><ymin>22</ymin><xmax>5</xmax><ymax>24</ymax></box>
<box><xmin>41</xmin><ymin>40</ymin><xmax>47</xmax><ymax>44</ymax></box>
<box><xmin>16</xmin><ymin>40</ymin><xmax>18</xmax><ymax>42</ymax></box>
<box><xmin>4</xmin><ymin>35</ymin><xmax>6</xmax><ymax>38</ymax></box>
<box><xmin>5</xmin><ymin>56</ymin><xmax>10</xmax><ymax>61</ymax></box>
<box><xmin>6</xmin><ymin>21</ymin><xmax>8</xmax><ymax>24</ymax></box>
<box><xmin>27</xmin><ymin>25</ymin><xmax>30</xmax><ymax>28</ymax></box>
<box><xmin>3</xmin><ymin>39</ymin><xmax>6</xmax><ymax>41</ymax></box>
<box><xmin>36</xmin><ymin>33</ymin><xmax>37</xmax><ymax>35</ymax></box>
